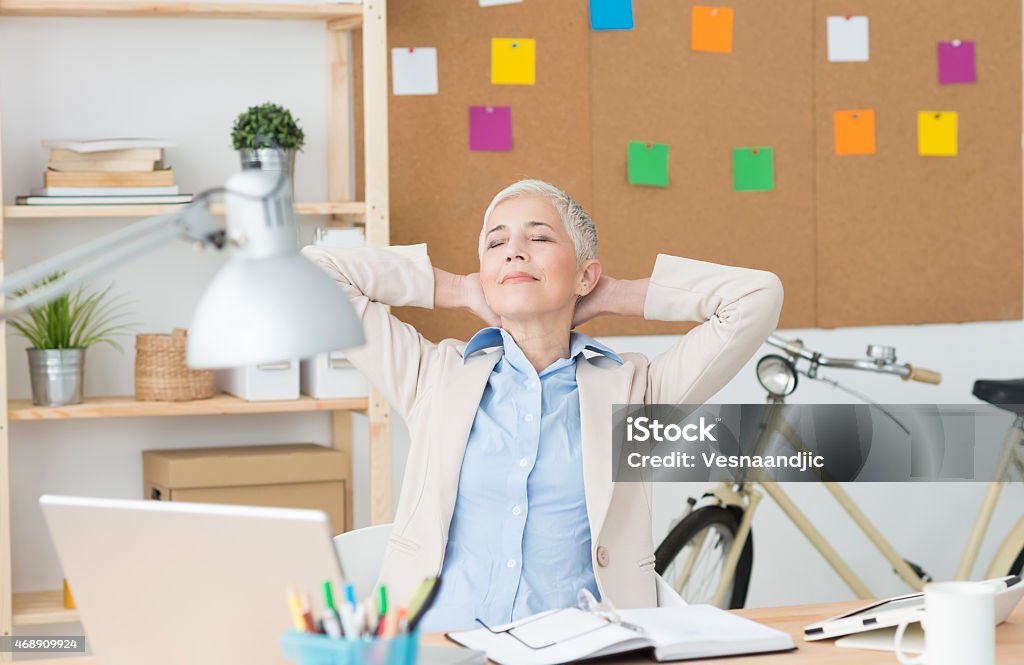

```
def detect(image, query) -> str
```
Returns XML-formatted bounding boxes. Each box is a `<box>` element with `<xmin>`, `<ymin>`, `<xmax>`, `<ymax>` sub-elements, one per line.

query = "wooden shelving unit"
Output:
<box><xmin>0</xmin><ymin>0</ymin><xmax>393</xmax><ymax>647</ymax></box>
<box><xmin>0</xmin><ymin>1</ymin><xmax>362</xmax><ymax>21</ymax></box>
<box><xmin>3</xmin><ymin>201</ymin><xmax>368</xmax><ymax>219</ymax></box>
<box><xmin>8</xmin><ymin>394</ymin><xmax>369</xmax><ymax>420</ymax></box>
<box><xmin>12</xmin><ymin>591</ymin><xmax>78</xmax><ymax>627</ymax></box>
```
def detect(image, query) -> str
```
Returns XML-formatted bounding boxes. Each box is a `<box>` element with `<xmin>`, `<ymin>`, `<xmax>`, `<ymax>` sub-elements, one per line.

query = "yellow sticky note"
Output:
<box><xmin>491</xmin><ymin>38</ymin><xmax>536</xmax><ymax>85</ymax></box>
<box><xmin>918</xmin><ymin>111</ymin><xmax>958</xmax><ymax>156</ymax></box>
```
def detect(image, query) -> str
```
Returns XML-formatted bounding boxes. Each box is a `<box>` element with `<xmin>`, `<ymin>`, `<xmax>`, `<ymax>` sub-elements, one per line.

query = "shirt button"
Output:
<box><xmin>524</xmin><ymin>413</ymin><xmax>535</xmax><ymax>423</ymax></box>
<box><xmin>506</xmin><ymin>559</ymin><xmax>517</xmax><ymax>568</ymax></box>
<box><xmin>596</xmin><ymin>545</ymin><xmax>610</xmax><ymax>567</ymax></box>
<box><xmin>519</xmin><ymin>458</ymin><xmax>529</xmax><ymax>468</ymax></box>
<box><xmin>512</xmin><ymin>505</ymin><xmax>522</xmax><ymax>516</ymax></box>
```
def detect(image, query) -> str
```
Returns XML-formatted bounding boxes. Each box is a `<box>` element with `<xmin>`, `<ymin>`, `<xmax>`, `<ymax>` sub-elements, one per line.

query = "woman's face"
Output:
<box><xmin>479</xmin><ymin>195</ymin><xmax>591</xmax><ymax>322</ymax></box>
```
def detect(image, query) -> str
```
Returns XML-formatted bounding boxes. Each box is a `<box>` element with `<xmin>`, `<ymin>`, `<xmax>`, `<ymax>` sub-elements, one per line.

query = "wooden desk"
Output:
<box><xmin>27</xmin><ymin>598</ymin><xmax>1024</xmax><ymax>664</ymax></box>
<box><xmin>424</xmin><ymin>599</ymin><xmax>1024</xmax><ymax>664</ymax></box>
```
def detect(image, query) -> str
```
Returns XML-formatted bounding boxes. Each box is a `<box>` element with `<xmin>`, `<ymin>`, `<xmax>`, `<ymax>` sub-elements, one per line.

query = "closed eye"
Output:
<box><xmin>488</xmin><ymin>240</ymin><xmax>505</xmax><ymax>249</ymax></box>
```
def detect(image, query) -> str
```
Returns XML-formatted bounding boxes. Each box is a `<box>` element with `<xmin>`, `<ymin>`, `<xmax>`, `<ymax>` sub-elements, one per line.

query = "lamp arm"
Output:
<box><xmin>0</xmin><ymin>198</ymin><xmax>224</xmax><ymax>320</ymax></box>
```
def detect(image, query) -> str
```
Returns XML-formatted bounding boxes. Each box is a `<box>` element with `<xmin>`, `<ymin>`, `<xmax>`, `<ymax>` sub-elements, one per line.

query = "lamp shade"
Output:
<box><xmin>186</xmin><ymin>253</ymin><xmax>365</xmax><ymax>369</ymax></box>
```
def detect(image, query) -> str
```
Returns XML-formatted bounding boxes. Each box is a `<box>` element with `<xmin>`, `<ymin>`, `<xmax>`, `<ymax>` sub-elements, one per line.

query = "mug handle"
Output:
<box><xmin>894</xmin><ymin>618</ymin><xmax>926</xmax><ymax>665</ymax></box>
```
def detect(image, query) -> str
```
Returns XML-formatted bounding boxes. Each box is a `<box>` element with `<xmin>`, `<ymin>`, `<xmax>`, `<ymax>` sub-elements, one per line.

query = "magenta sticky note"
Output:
<box><xmin>469</xmin><ymin>106</ymin><xmax>512</xmax><ymax>151</ymax></box>
<box><xmin>938</xmin><ymin>40</ymin><xmax>976</xmax><ymax>84</ymax></box>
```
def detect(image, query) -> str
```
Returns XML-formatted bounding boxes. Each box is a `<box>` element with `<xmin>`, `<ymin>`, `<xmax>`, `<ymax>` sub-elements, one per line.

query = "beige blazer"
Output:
<box><xmin>301</xmin><ymin>243</ymin><xmax>784</xmax><ymax>610</ymax></box>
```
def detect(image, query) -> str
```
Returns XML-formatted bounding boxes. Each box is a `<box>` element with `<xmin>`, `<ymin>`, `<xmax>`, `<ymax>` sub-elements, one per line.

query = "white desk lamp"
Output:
<box><xmin>0</xmin><ymin>157</ymin><xmax>365</xmax><ymax>368</ymax></box>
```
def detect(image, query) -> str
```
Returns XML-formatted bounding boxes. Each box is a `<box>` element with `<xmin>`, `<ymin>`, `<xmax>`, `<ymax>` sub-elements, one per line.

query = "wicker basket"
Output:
<box><xmin>134</xmin><ymin>329</ymin><xmax>214</xmax><ymax>401</ymax></box>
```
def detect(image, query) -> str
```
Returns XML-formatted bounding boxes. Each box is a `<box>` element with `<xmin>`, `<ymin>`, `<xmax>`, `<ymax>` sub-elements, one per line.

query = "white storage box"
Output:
<box><xmin>301</xmin><ymin>226</ymin><xmax>368</xmax><ymax>399</ymax></box>
<box><xmin>216</xmin><ymin>359</ymin><xmax>299</xmax><ymax>402</ymax></box>
<box><xmin>301</xmin><ymin>351</ymin><xmax>368</xmax><ymax>399</ymax></box>
<box><xmin>314</xmin><ymin>226</ymin><xmax>365</xmax><ymax>248</ymax></box>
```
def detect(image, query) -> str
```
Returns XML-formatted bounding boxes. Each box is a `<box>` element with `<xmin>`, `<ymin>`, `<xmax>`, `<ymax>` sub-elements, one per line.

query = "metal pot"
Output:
<box><xmin>239</xmin><ymin>147</ymin><xmax>296</xmax><ymax>195</ymax></box>
<box><xmin>238</xmin><ymin>148</ymin><xmax>296</xmax><ymax>230</ymax></box>
<box><xmin>27</xmin><ymin>348</ymin><xmax>86</xmax><ymax>407</ymax></box>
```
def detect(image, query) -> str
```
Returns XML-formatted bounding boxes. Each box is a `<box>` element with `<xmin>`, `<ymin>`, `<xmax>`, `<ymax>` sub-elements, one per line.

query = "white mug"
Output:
<box><xmin>894</xmin><ymin>581</ymin><xmax>996</xmax><ymax>665</ymax></box>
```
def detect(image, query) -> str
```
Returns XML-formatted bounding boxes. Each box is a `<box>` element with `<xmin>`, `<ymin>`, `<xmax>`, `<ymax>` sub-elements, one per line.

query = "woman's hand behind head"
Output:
<box><xmin>572</xmin><ymin>275</ymin><xmax>614</xmax><ymax>328</ymax></box>
<box><xmin>463</xmin><ymin>273</ymin><xmax>502</xmax><ymax>328</ymax></box>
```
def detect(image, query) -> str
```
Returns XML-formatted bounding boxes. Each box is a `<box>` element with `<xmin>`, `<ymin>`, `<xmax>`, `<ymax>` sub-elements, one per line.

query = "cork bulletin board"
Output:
<box><xmin>353</xmin><ymin>0</ymin><xmax>1021</xmax><ymax>344</ymax></box>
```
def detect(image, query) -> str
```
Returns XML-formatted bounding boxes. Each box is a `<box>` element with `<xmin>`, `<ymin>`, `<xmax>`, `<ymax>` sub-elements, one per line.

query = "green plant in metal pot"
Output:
<box><xmin>231</xmin><ymin>102</ymin><xmax>305</xmax><ymax>194</ymax></box>
<box><xmin>231</xmin><ymin>102</ymin><xmax>305</xmax><ymax>151</ymax></box>
<box><xmin>8</xmin><ymin>275</ymin><xmax>135</xmax><ymax>406</ymax></box>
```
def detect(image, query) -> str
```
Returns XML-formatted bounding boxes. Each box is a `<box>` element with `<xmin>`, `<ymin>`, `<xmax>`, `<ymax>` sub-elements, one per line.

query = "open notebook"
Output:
<box><xmin>446</xmin><ymin>606</ymin><xmax>796</xmax><ymax>665</ymax></box>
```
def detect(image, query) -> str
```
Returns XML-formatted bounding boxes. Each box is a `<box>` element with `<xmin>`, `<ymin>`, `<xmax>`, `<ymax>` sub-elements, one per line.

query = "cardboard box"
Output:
<box><xmin>143</xmin><ymin>443</ymin><xmax>347</xmax><ymax>533</ymax></box>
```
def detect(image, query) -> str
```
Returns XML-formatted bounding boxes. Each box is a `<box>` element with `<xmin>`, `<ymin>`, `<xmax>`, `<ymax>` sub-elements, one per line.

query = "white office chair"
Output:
<box><xmin>333</xmin><ymin>523</ymin><xmax>394</xmax><ymax>601</ymax></box>
<box><xmin>333</xmin><ymin>523</ymin><xmax>687</xmax><ymax>607</ymax></box>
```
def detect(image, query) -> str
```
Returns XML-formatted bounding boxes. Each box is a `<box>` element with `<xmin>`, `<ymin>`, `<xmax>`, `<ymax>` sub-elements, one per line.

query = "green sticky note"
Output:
<box><xmin>628</xmin><ymin>141</ymin><xmax>670</xmax><ymax>187</ymax></box>
<box><xmin>733</xmin><ymin>147</ymin><xmax>774</xmax><ymax>192</ymax></box>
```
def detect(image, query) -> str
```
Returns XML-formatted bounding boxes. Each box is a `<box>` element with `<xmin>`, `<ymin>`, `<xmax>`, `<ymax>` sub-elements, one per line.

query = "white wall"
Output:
<box><xmin>1</xmin><ymin>12</ymin><xmax>1021</xmax><ymax>643</ymax></box>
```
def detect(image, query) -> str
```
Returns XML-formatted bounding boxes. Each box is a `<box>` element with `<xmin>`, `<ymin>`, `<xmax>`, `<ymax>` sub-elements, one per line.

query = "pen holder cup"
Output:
<box><xmin>281</xmin><ymin>630</ymin><xmax>419</xmax><ymax>665</ymax></box>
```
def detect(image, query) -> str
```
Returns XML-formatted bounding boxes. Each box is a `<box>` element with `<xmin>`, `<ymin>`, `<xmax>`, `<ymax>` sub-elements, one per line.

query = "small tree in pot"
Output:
<box><xmin>231</xmin><ymin>102</ymin><xmax>305</xmax><ymax>191</ymax></box>
<box><xmin>9</xmin><ymin>277</ymin><xmax>134</xmax><ymax>406</ymax></box>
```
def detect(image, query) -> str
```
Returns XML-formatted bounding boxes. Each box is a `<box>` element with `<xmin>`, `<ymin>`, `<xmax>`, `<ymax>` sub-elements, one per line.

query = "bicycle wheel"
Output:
<box><xmin>654</xmin><ymin>505</ymin><xmax>753</xmax><ymax>609</ymax></box>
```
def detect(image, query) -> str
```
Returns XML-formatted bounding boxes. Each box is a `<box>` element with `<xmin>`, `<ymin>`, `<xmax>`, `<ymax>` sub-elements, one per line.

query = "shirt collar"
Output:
<box><xmin>462</xmin><ymin>327</ymin><xmax>623</xmax><ymax>365</ymax></box>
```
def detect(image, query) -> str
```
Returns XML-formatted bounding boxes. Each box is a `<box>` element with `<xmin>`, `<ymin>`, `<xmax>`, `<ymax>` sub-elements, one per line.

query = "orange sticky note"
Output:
<box><xmin>691</xmin><ymin>6</ymin><xmax>734</xmax><ymax>53</ymax></box>
<box><xmin>834</xmin><ymin>109</ymin><xmax>876</xmax><ymax>155</ymax></box>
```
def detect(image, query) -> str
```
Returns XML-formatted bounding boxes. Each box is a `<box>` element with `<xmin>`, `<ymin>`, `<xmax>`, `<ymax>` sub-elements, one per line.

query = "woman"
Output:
<box><xmin>302</xmin><ymin>179</ymin><xmax>783</xmax><ymax>631</ymax></box>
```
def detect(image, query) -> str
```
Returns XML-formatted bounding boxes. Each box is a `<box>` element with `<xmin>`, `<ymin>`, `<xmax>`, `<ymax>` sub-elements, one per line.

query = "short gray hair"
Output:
<box><xmin>479</xmin><ymin>179</ymin><xmax>597</xmax><ymax>266</ymax></box>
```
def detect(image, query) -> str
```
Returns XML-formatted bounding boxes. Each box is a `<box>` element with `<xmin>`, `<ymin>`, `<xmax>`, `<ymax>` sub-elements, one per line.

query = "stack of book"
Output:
<box><xmin>16</xmin><ymin>138</ymin><xmax>194</xmax><ymax>206</ymax></box>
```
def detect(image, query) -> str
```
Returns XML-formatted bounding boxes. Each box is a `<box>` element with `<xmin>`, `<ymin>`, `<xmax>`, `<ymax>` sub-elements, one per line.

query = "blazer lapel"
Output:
<box><xmin>576</xmin><ymin>356</ymin><xmax>636</xmax><ymax>543</ymax></box>
<box><xmin>435</xmin><ymin>349</ymin><xmax>502</xmax><ymax>533</ymax></box>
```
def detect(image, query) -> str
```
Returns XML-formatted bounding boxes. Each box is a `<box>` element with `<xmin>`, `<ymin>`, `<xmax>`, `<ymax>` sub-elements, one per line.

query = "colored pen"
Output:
<box><xmin>344</xmin><ymin>582</ymin><xmax>356</xmax><ymax>609</ymax></box>
<box><xmin>406</xmin><ymin>576</ymin><xmax>442</xmax><ymax>632</ymax></box>
<box><xmin>352</xmin><ymin>603</ymin><xmax>366</xmax><ymax>639</ymax></box>
<box><xmin>301</xmin><ymin>592</ymin><xmax>318</xmax><ymax>633</ymax></box>
<box><xmin>322</xmin><ymin>581</ymin><xmax>343</xmax><ymax>638</ymax></box>
<box><xmin>375</xmin><ymin>585</ymin><xmax>389</xmax><ymax>637</ymax></box>
<box><xmin>339</xmin><ymin>600</ymin><xmax>358</xmax><ymax>639</ymax></box>
<box><xmin>287</xmin><ymin>586</ymin><xmax>307</xmax><ymax>632</ymax></box>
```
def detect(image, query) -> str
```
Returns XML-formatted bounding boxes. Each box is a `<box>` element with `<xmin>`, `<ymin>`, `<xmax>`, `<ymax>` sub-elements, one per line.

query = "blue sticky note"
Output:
<box><xmin>590</xmin><ymin>0</ymin><xmax>634</xmax><ymax>30</ymax></box>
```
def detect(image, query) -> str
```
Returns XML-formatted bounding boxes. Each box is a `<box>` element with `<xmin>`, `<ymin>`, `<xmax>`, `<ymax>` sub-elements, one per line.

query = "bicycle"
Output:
<box><xmin>653</xmin><ymin>334</ymin><xmax>1024</xmax><ymax>609</ymax></box>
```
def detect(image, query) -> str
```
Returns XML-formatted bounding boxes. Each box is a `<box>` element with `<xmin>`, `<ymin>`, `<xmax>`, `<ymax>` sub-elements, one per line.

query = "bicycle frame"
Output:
<box><xmin>691</xmin><ymin>404</ymin><xmax>1024</xmax><ymax>607</ymax></box>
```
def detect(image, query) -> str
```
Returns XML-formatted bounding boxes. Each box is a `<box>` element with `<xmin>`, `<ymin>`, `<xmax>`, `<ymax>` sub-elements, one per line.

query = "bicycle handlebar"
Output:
<box><xmin>902</xmin><ymin>363</ymin><xmax>943</xmax><ymax>385</ymax></box>
<box><xmin>766</xmin><ymin>334</ymin><xmax>942</xmax><ymax>385</ymax></box>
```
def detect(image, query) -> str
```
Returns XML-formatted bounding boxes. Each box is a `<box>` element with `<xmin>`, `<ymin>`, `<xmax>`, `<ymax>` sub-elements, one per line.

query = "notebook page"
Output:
<box><xmin>616</xmin><ymin>606</ymin><xmax>795</xmax><ymax>660</ymax></box>
<box><xmin>508</xmin><ymin>609</ymin><xmax>607</xmax><ymax>648</ymax></box>
<box><xmin>448</xmin><ymin>609</ymin><xmax>652</xmax><ymax>665</ymax></box>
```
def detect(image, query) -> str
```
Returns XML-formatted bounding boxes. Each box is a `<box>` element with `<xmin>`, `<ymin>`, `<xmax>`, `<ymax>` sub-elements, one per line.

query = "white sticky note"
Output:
<box><xmin>479</xmin><ymin>0</ymin><xmax>523</xmax><ymax>6</ymax></box>
<box><xmin>391</xmin><ymin>47</ymin><xmax>438</xmax><ymax>95</ymax></box>
<box><xmin>827</xmin><ymin>16</ymin><xmax>869</xmax><ymax>62</ymax></box>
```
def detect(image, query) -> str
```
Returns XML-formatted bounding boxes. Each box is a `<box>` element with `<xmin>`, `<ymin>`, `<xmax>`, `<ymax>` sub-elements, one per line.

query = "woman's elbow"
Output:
<box><xmin>754</xmin><ymin>271</ymin><xmax>784</xmax><ymax>335</ymax></box>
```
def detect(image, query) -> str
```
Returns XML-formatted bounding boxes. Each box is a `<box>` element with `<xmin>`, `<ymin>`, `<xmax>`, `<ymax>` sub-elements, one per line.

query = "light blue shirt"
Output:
<box><xmin>417</xmin><ymin>327</ymin><xmax>624</xmax><ymax>632</ymax></box>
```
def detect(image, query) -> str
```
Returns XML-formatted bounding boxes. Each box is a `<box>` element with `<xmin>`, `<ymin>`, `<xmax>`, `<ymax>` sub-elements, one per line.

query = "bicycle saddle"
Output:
<box><xmin>973</xmin><ymin>379</ymin><xmax>1024</xmax><ymax>415</ymax></box>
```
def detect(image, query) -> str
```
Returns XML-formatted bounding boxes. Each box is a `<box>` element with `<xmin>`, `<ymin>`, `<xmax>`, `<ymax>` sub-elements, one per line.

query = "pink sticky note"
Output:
<box><xmin>469</xmin><ymin>106</ymin><xmax>512</xmax><ymax>151</ymax></box>
<box><xmin>938</xmin><ymin>40</ymin><xmax>976</xmax><ymax>84</ymax></box>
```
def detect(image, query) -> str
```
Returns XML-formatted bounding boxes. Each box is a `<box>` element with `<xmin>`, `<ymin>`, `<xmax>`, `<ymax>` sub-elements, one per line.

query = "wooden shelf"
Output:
<box><xmin>13</xmin><ymin>590</ymin><xmax>78</xmax><ymax>626</ymax></box>
<box><xmin>9</xmin><ymin>393</ymin><xmax>368</xmax><ymax>421</ymax></box>
<box><xmin>3</xmin><ymin>201</ymin><xmax>367</xmax><ymax>219</ymax></box>
<box><xmin>0</xmin><ymin>1</ymin><xmax>362</xmax><ymax>22</ymax></box>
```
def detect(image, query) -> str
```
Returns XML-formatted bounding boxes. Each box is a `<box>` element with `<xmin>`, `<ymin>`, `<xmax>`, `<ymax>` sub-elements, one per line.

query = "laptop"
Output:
<box><xmin>803</xmin><ymin>574</ymin><xmax>1024</xmax><ymax>641</ymax></box>
<box><xmin>39</xmin><ymin>495</ymin><xmax>346</xmax><ymax>665</ymax></box>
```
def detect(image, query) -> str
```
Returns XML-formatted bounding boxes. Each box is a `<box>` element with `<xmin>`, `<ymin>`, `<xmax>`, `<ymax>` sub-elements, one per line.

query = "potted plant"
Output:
<box><xmin>8</xmin><ymin>277</ymin><xmax>134</xmax><ymax>406</ymax></box>
<box><xmin>231</xmin><ymin>101</ymin><xmax>305</xmax><ymax>194</ymax></box>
